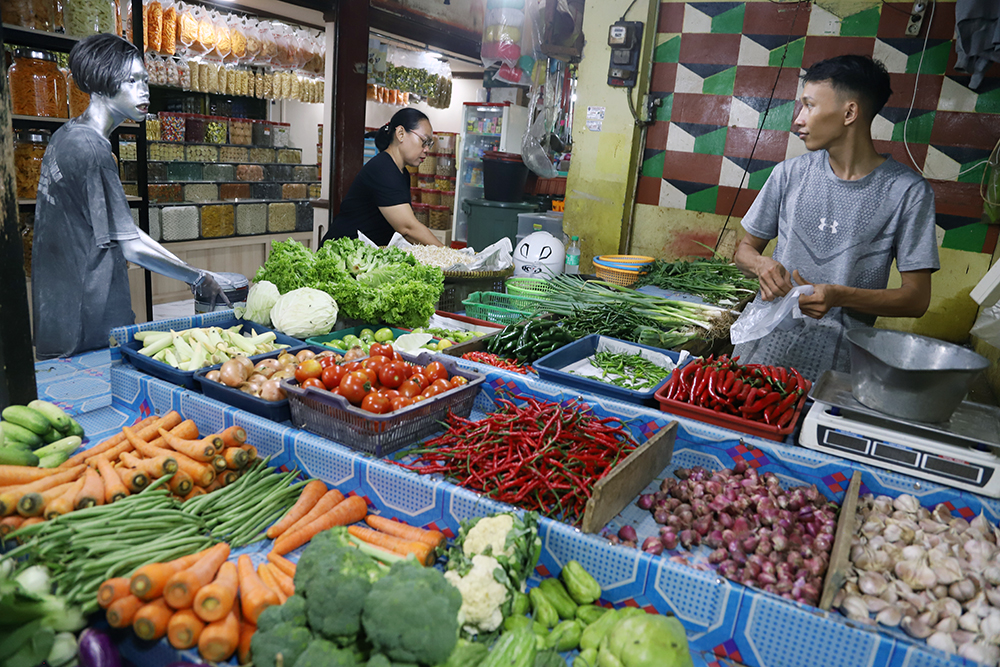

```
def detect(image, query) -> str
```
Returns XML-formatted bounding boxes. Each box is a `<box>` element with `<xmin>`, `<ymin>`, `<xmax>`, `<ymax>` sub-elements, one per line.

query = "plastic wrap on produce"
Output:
<box><xmin>376</xmin><ymin>232</ymin><xmax>513</xmax><ymax>271</ymax></box>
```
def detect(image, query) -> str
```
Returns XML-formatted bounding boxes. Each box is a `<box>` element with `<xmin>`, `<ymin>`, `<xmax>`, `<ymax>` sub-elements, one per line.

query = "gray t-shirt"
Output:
<box><xmin>732</xmin><ymin>150</ymin><xmax>940</xmax><ymax>381</ymax></box>
<box><xmin>32</xmin><ymin>122</ymin><xmax>140</xmax><ymax>359</ymax></box>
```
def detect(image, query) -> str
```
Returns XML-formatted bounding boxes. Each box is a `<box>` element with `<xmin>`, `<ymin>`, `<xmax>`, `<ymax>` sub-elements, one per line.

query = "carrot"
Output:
<box><xmin>158</xmin><ymin>427</ymin><xmax>217</xmax><ymax>462</ymax></box>
<box><xmin>193</xmin><ymin>560</ymin><xmax>238</xmax><ymax>623</ymax></box>
<box><xmin>165</xmin><ymin>448</ymin><xmax>215</xmax><ymax>487</ymax></box>
<box><xmin>347</xmin><ymin>525</ymin><xmax>434</xmax><ymax>566</ymax></box>
<box><xmin>222</xmin><ymin>447</ymin><xmax>248</xmax><ymax>470</ymax></box>
<box><xmin>272</xmin><ymin>494</ymin><xmax>368</xmax><ymax>556</ymax></box>
<box><xmin>0</xmin><ymin>465</ymin><xmax>86</xmax><ymax>516</ymax></box>
<box><xmin>203</xmin><ymin>478</ymin><xmax>223</xmax><ymax>494</ymax></box>
<box><xmin>182</xmin><ymin>486</ymin><xmax>207</xmax><ymax>501</ymax></box>
<box><xmin>59</xmin><ymin>413</ymin><xmax>161</xmax><ymax>468</ymax></box>
<box><xmin>264</xmin><ymin>562</ymin><xmax>295</xmax><ymax>598</ymax></box>
<box><xmin>266</xmin><ymin>552</ymin><xmax>296</xmax><ymax>579</ymax></box>
<box><xmin>16</xmin><ymin>481</ymin><xmax>75</xmax><ymax>518</ymax></box>
<box><xmin>240</xmin><ymin>444</ymin><xmax>257</xmax><ymax>463</ymax></box>
<box><xmin>282</xmin><ymin>488</ymin><xmax>345</xmax><ymax>537</ymax></box>
<box><xmin>218</xmin><ymin>425</ymin><xmax>247</xmax><ymax>448</ymax></box>
<box><xmin>107</xmin><ymin>594</ymin><xmax>144</xmax><ymax>628</ymax></box>
<box><xmin>131</xmin><ymin>549</ymin><xmax>209</xmax><ymax>600</ymax></box>
<box><xmin>79</xmin><ymin>412</ymin><xmax>184</xmax><ymax>466</ymax></box>
<box><xmin>97</xmin><ymin>577</ymin><xmax>133</xmax><ymax>609</ymax></box>
<box><xmin>211</xmin><ymin>455</ymin><xmax>229</xmax><ymax>474</ymax></box>
<box><xmin>164</xmin><ymin>542</ymin><xmax>231</xmax><ymax>610</ymax></box>
<box><xmin>237</xmin><ymin>621</ymin><xmax>256</xmax><ymax>665</ymax></box>
<box><xmin>17</xmin><ymin>516</ymin><xmax>43</xmax><ymax>535</ymax></box>
<box><xmin>115</xmin><ymin>463</ymin><xmax>148</xmax><ymax>492</ymax></box>
<box><xmin>220</xmin><ymin>470</ymin><xmax>239</xmax><ymax>486</ymax></box>
<box><xmin>237</xmin><ymin>554</ymin><xmax>280</xmax><ymax>624</ymax></box>
<box><xmin>168</xmin><ymin>469</ymin><xmax>194</xmax><ymax>497</ymax></box>
<box><xmin>257</xmin><ymin>563</ymin><xmax>287</xmax><ymax>603</ymax></box>
<box><xmin>133</xmin><ymin>598</ymin><xmax>173</xmax><ymax>641</ymax></box>
<box><xmin>267</xmin><ymin>479</ymin><xmax>327</xmax><ymax>539</ymax></box>
<box><xmin>74</xmin><ymin>467</ymin><xmax>105</xmax><ymax>510</ymax></box>
<box><xmin>198</xmin><ymin>608</ymin><xmax>240</xmax><ymax>662</ymax></box>
<box><xmin>167</xmin><ymin>608</ymin><xmax>206</xmax><ymax>650</ymax></box>
<box><xmin>94</xmin><ymin>457</ymin><xmax>129</xmax><ymax>503</ymax></box>
<box><xmin>0</xmin><ymin>515</ymin><xmax>25</xmax><ymax>536</ymax></box>
<box><xmin>120</xmin><ymin>450</ymin><xmax>177</xmax><ymax>479</ymax></box>
<box><xmin>44</xmin><ymin>478</ymin><xmax>85</xmax><ymax>520</ymax></box>
<box><xmin>0</xmin><ymin>465</ymin><xmax>62</xmax><ymax>486</ymax></box>
<box><xmin>365</xmin><ymin>514</ymin><xmax>445</xmax><ymax>550</ymax></box>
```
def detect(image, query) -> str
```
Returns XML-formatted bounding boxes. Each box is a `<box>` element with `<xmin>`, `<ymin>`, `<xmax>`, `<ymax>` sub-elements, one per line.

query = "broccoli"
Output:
<box><xmin>295</xmin><ymin>528</ymin><xmax>385</xmax><ymax>645</ymax></box>
<box><xmin>249</xmin><ymin>621</ymin><xmax>312</xmax><ymax>667</ymax></box>
<box><xmin>292</xmin><ymin>639</ymin><xmax>361</xmax><ymax>667</ymax></box>
<box><xmin>367</xmin><ymin>655</ymin><xmax>419</xmax><ymax>667</ymax></box>
<box><xmin>362</xmin><ymin>560</ymin><xmax>463</xmax><ymax>665</ymax></box>
<box><xmin>257</xmin><ymin>594</ymin><xmax>308</xmax><ymax>632</ymax></box>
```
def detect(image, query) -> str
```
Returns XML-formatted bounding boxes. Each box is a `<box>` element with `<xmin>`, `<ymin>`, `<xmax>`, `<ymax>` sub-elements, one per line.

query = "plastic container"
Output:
<box><xmin>252</xmin><ymin>120</ymin><xmax>273</xmax><ymax>147</ymax></box>
<box><xmin>428</xmin><ymin>204</ymin><xmax>451</xmax><ymax>231</ymax></box>
<box><xmin>276</xmin><ymin>148</ymin><xmax>301</xmax><ymax>164</ymax></box>
<box><xmin>14</xmin><ymin>130</ymin><xmax>50</xmax><ymax>199</ymax></box>
<box><xmin>236</xmin><ymin>202</ymin><xmax>267</xmax><ymax>235</ymax></box>
<box><xmin>517</xmin><ymin>211</ymin><xmax>563</xmax><ymax>238</ymax></box>
<box><xmin>159</xmin><ymin>113</ymin><xmax>186</xmax><ymax>142</ymax></box>
<box><xmin>183</xmin><ymin>114</ymin><xmax>207</xmax><ymax>142</ymax></box>
<box><xmin>9</xmin><ymin>49</ymin><xmax>67</xmax><ymax>118</ymax></box>
<box><xmin>2</xmin><ymin>0</ymin><xmax>57</xmax><ymax>30</ymax></box>
<box><xmin>219</xmin><ymin>146</ymin><xmax>249</xmax><ymax>163</ymax></box>
<box><xmin>282</xmin><ymin>183</ymin><xmax>307</xmax><ymax>199</ymax></box>
<box><xmin>417</xmin><ymin>154</ymin><xmax>437</xmax><ymax>175</ymax></box>
<box><xmin>229</xmin><ymin>119</ymin><xmax>252</xmax><ymax>145</ymax></box>
<box><xmin>272</xmin><ymin>122</ymin><xmax>291</xmax><ymax>148</ymax></box>
<box><xmin>248</xmin><ymin>147</ymin><xmax>275</xmax><ymax>164</ymax></box>
<box><xmin>200</xmin><ymin>204</ymin><xmax>234</xmax><ymax>237</ymax></box>
<box><xmin>282</xmin><ymin>351</ymin><xmax>485</xmax><ymax>457</ymax></box>
<box><xmin>434</xmin><ymin>132</ymin><xmax>457</xmax><ymax>154</ymax></box>
<box><xmin>205</xmin><ymin>116</ymin><xmax>228</xmax><ymax>143</ymax></box>
<box><xmin>203</xmin><ymin>163</ymin><xmax>235</xmax><ymax>182</ymax></box>
<box><xmin>461</xmin><ymin>291</ymin><xmax>540</xmax><ymax>325</ymax></box>
<box><xmin>420</xmin><ymin>188</ymin><xmax>441</xmax><ymax>206</ymax></box>
<box><xmin>464</xmin><ymin>198</ymin><xmax>540</xmax><ymax>251</ymax></box>
<box><xmin>435</xmin><ymin>154</ymin><xmax>456</xmax><ymax>177</ymax></box>
<box><xmin>533</xmin><ymin>335</ymin><xmax>687</xmax><ymax>406</ymax></box>
<box><xmin>295</xmin><ymin>202</ymin><xmax>313</xmax><ymax>232</ymax></box>
<box><xmin>119</xmin><ymin>318</ymin><xmax>302</xmax><ymax>390</ymax></box>
<box><xmin>167</xmin><ymin>162</ymin><xmax>203</xmax><ymax>181</ymax></box>
<box><xmin>184</xmin><ymin>183</ymin><xmax>218</xmax><ymax>202</ymax></box>
<box><xmin>221</xmin><ymin>183</ymin><xmax>251</xmax><ymax>200</ymax></box>
<box><xmin>565</xmin><ymin>236</ymin><xmax>580</xmax><ymax>275</ymax></box>
<box><xmin>149</xmin><ymin>183</ymin><xmax>183</xmax><ymax>202</ymax></box>
<box><xmin>62</xmin><ymin>0</ymin><xmax>115</xmax><ymax>36</ymax></box>
<box><xmin>186</xmin><ymin>144</ymin><xmax>218</xmax><ymax>162</ymax></box>
<box><xmin>293</xmin><ymin>165</ymin><xmax>318</xmax><ymax>182</ymax></box>
<box><xmin>412</xmin><ymin>203</ymin><xmax>430</xmax><ymax>225</ymax></box>
<box><xmin>252</xmin><ymin>182</ymin><xmax>281</xmax><ymax>199</ymax></box>
<box><xmin>148</xmin><ymin>162</ymin><xmax>168</xmax><ymax>183</ymax></box>
<box><xmin>482</xmin><ymin>150</ymin><xmax>528</xmax><ymax>202</ymax></box>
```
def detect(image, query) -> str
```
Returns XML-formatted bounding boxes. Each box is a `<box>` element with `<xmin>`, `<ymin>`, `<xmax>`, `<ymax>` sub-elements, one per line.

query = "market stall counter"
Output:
<box><xmin>11</xmin><ymin>310</ymin><xmax>994</xmax><ymax>667</ymax></box>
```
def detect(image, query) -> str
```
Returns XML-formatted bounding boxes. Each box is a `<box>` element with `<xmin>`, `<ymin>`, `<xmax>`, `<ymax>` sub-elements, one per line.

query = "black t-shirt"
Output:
<box><xmin>323</xmin><ymin>150</ymin><xmax>410</xmax><ymax>246</ymax></box>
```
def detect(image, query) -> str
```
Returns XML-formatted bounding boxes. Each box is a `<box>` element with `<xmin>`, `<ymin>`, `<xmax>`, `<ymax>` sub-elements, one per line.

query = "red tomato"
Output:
<box><xmin>430</xmin><ymin>378</ymin><xmax>452</xmax><ymax>394</ymax></box>
<box><xmin>412</xmin><ymin>394</ymin><xmax>427</xmax><ymax>403</ymax></box>
<box><xmin>392</xmin><ymin>347</ymin><xmax>404</xmax><ymax>361</ymax></box>
<box><xmin>378</xmin><ymin>389</ymin><xmax>400</xmax><ymax>399</ymax></box>
<box><xmin>340</xmin><ymin>371</ymin><xmax>372</xmax><ymax>405</ymax></box>
<box><xmin>343</xmin><ymin>361</ymin><xmax>362</xmax><ymax>373</ymax></box>
<box><xmin>398</xmin><ymin>379</ymin><xmax>423</xmax><ymax>398</ymax></box>
<box><xmin>361</xmin><ymin>392</ymin><xmax>391</xmax><ymax>414</ymax></box>
<box><xmin>424</xmin><ymin>361</ymin><xmax>448</xmax><ymax>383</ymax></box>
<box><xmin>301</xmin><ymin>377</ymin><xmax>325</xmax><ymax>390</ymax></box>
<box><xmin>369</xmin><ymin>343</ymin><xmax>393</xmax><ymax>359</ymax></box>
<box><xmin>422</xmin><ymin>384</ymin><xmax>443</xmax><ymax>398</ymax></box>
<box><xmin>378</xmin><ymin>363</ymin><xmax>406</xmax><ymax>389</ymax></box>
<box><xmin>294</xmin><ymin>358</ymin><xmax>323</xmax><ymax>384</ymax></box>
<box><xmin>390</xmin><ymin>396</ymin><xmax>414</xmax><ymax>411</ymax></box>
<box><xmin>451</xmin><ymin>376</ymin><xmax>469</xmax><ymax>387</ymax></box>
<box><xmin>409</xmin><ymin>372</ymin><xmax>430</xmax><ymax>390</ymax></box>
<box><xmin>321</xmin><ymin>365</ymin><xmax>346</xmax><ymax>390</ymax></box>
<box><xmin>318</xmin><ymin>355</ymin><xmax>338</xmax><ymax>369</ymax></box>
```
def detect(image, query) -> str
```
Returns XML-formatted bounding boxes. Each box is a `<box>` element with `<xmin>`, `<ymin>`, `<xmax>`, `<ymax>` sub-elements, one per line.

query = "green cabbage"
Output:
<box><xmin>237</xmin><ymin>281</ymin><xmax>281</xmax><ymax>327</ymax></box>
<box><xmin>269</xmin><ymin>288</ymin><xmax>339</xmax><ymax>339</ymax></box>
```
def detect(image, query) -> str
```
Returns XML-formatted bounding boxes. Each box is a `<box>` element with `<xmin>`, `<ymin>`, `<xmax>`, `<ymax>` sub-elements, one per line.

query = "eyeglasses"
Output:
<box><xmin>409</xmin><ymin>129</ymin><xmax>435</xmax><ymax>149</ymax></box>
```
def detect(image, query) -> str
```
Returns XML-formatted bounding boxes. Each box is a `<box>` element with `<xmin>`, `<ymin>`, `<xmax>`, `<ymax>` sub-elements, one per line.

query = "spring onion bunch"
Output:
<box><xmin>634</xmin><ymin>258</ymin><xmax>758</xmax><ymax>305</ymax></box>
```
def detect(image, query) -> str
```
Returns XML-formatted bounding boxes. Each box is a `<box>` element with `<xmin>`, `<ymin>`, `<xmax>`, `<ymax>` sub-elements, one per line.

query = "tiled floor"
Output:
<box><xmin>152</xmin><ymin>299</ymin><xmax>196</xmax><ymax>320</ymax></box>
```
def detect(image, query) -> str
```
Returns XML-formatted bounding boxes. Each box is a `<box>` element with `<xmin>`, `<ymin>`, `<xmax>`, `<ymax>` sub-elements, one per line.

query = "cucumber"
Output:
<box><xmin>0</xmin><ymin>446</ymin><xmax>40</xmax><ymax>467</ymax></box>
<box><xmin>41</xmin><ymin>428</ymin><xmax>64</xmax><ymax>444</ymax></box>
<box><xmin>34</xmin><ymin>436</ymin><xmax>82</xmax><ymax>460</ymax></box>
<box><xmin>64</xmin><ymin>418</ymin><xmax>85</xmax><ymax>438</ymax></box>
<box><xmin>2</xmin><ymin>439</ymin><xmax>32</xmax><ymax>451</ymax></box>
<box><xmin>38</xmin><ymin>453</ymin><xmax>66</xmax><ymax>468</ymax></box>
<box><xmin>1</xmin><ymin>422</ymin><xmax>43</xmax><ymax>448</ymax></box>
<box><xmin>2</xmin><ymin>406</ymin><xmax>52</xmax><ymax>436</ymax></box>
<box><xmin>27</xmin><ymin>400</ymin><xmax>72</xmax><ymax>432</ymax></box>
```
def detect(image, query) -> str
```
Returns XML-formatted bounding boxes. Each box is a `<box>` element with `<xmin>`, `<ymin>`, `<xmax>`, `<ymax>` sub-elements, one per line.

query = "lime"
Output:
<box><xmin>327</xmin><ymin>339</ymin><xmax>347</xmax><ymax>350</ymax></box>
<box><xmin>436</xmin><ymin>339</ymin><xmax>454</xmax><ymax>350</ymax></box>
<box><xmin>342</xmin><ymin>335</ymin><xmax>361</xmax><ymax>348</ymax></box>
<box><xmin>361</xmin><ymin>342</ymin><xmax>371</xmax><ymax>354</ymax></box>
<box><xmin>360</xmin><ymin>328</ymin><xmax>376</xmax><ymax>341</ymax></box>
<box><xmin>374</xmin><ymin>327</ymin><xmax>395</xmax><ymax>343</ymax></box>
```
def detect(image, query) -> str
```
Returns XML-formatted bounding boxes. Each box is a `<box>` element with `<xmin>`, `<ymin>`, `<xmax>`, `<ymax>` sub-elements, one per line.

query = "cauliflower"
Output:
<box><xmin>462</xmin><ymin>514</ymin><xmax>515</xmax><ymax>559</ymax></box>
<box><xmin>445</xmin><ymin>555</ymin><xmax>509</xmax><ymax>634</ymax></box>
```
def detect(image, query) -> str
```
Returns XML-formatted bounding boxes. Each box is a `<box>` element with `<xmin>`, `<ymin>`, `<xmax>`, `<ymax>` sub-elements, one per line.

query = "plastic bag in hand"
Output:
<box><xmin>730</xmin><ymin>285</ymin><xmax>815</xmax><ymax>345</ymax></box>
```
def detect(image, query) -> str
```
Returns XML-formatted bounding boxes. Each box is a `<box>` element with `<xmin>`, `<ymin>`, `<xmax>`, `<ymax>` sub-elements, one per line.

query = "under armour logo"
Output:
<box><xmin>818</xmin><ymin>217</ymin><xmax>839</xmax><ymax>234</ymax></box>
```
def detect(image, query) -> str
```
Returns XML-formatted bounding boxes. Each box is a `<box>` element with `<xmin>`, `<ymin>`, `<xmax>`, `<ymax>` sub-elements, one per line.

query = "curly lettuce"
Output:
<box><xmin>254</xmin><ymin>239</ymin><xmax>318</xmax><ymax>293</ymax></box>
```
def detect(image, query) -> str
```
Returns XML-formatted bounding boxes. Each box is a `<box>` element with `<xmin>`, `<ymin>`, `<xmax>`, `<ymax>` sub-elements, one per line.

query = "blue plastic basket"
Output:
<box><xmin>119</xmin><ymin>318</ymin><xmax>302</xmax><ymax>390</ymax></box>
<box><xmin>532</xmin><ymin>334</ymin><xmax>689</xmax><ymax>406</ymax></box>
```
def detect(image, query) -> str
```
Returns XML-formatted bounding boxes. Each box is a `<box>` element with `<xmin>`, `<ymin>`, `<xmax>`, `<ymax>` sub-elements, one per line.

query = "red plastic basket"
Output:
<box><xmin>653</xmin><ymin>376</ymin><xmax>810</xmax><ymax>442</ymax></box>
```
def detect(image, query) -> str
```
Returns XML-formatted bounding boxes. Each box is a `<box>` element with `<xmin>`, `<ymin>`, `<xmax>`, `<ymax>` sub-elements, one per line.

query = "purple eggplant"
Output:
<box><xmin>78</xmin><ymin>629</ymin><xmax>121</xmax><ymax>667</ymax></box>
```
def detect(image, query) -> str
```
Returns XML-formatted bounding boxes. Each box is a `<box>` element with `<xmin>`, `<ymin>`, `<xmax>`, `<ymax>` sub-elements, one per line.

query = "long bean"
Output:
<box><xmin>634</xmin><ymin>257</ymin><xmax>758</xmax><ymax>305</ymax></box>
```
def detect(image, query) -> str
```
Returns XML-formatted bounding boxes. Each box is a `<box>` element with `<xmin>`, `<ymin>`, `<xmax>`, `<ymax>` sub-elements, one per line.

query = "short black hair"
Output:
<box><xmin>802</xmin><ymin>55</ymin><xmax>892</xmax><ymax>119</ymax></box>
<box><xmin>68</xmin><ymin>33</ymin><xmax>141</xmax><ymax>97</ymax></box>
<box><xmin>365</xmin><ymin>108</ymin><xmax>430</xmax><ymax>151</ymax></box>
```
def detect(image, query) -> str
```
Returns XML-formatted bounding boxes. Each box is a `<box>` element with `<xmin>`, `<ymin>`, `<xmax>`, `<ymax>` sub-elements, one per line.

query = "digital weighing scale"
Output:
<box><xmin>800</xmin><ymin>370</ymin><xmax>1000</xmax><ymax>497</ymax></box>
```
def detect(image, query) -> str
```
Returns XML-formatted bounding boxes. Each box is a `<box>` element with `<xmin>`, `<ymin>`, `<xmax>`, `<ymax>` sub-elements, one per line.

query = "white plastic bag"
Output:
<box><xmin>384</xmin><ymin>233</ymin><xmax>514</xmax><ymax>272</ymax></box>
<box><xmin>730</xmin><ymin>285</ymin><xmax>814</xmax><ymax>345</ymax></box>
<box><xmin>971</xmin><ymin>302</ymin><xmax>1000</xmax><ymax>347</ymax></box>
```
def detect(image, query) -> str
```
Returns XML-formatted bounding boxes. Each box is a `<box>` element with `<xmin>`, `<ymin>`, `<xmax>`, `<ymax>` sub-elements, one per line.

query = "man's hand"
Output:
<box><xmin>793</xmin><ymin>270</ymin><xmax>838</xmax><ymax>319</ymax></box>
<box><xmin>756</xmin><ymin>256</ymin><xmax>793</xmax><ymax>301</ymax></box>
<box><xmin>192</xmin><ymin>272</ymin><xmax>231</xmax><ymax>310</ymax></box>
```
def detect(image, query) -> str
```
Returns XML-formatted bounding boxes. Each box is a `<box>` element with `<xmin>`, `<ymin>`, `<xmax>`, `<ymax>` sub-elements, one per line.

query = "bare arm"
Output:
<box><xmin>794</xmin><ymin>269</ymin><xmax>932</xmax><ymax>320</ymax></box>
<box><xmin>734</xmin><ymin>232</ymin><xmax>792</xmax><ymax>301</ymax></box>
<box><xmin>379</xmin><ymin>204</ymin><xmax>445</xmax><ymax>247</ymax></box>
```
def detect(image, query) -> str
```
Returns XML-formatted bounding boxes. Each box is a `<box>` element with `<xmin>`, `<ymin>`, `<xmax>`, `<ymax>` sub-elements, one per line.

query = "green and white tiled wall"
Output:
<box><xmin>638</xmin><ymin>0</ymin><xmax>1000</xmax><ymax>255</ymax></box>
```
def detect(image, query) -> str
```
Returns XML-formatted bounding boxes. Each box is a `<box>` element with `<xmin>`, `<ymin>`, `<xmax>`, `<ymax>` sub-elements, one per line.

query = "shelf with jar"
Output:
<box><xmin>143</xmin><ymin>199</ymin><xmax>315</xmax><ymax>242</ymax></box>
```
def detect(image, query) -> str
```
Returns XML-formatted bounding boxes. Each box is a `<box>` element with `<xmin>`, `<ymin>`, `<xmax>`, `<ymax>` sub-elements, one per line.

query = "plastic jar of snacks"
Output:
<box><xmin>272</xmin><ymin>122</ymin><xmax>291</xmax><ymax>148</ymax></box>
<box><xmin>149</xmin><ymin>183</ymin><xmax>183</xmax><ymax>202</ymax></box>
<box><xmin>229</xmin><ymin>119</ymin><xmax>252</xmax><ymax>145</ymax></box>
<box><xmin>184</xmin><ymin>114</ymin><xmax>207</xmax><ymax>143</ymax></box>
<box><xmin>145</xmin><ymin>114</ymin><xmax>161</xmax><ymax>141</ymax></box>
<box><xmin>248</xmin><ymin>147</ymin><xmax>274</xmax><ymax>164</ymax></box>
<box><xmin>200</xmin><ymin>204</ymin><xmax>235</xmax><ymax>237</ymax></box>
<box><xmin>428</xmin><ymin>204</ymin><xmax>452</xmax><ymax>231</ymax></box>
<box><xmin>435</xmin><ymin>174</ymin><xmax>456</xmax><ymax>191</ymax></box>
<box><xmin>252</xmin><ymin>120</ymin><xmax>273</xmax><ymax>147</ymax></box>
<box><xmin>9</xmin><ymin>49</ymin><xmax>67</xmax><ymax>118</ymax></box>
<box><xmin>186</xmin><ymin>144</ymin><xmax>218</xmax><ymax>162</ymax></box>
<box><xmin>2</xmin><ymin>0</ymin><xmax>57</xmax><ymax>30</ymax></box>
<box><xmin>434</xmin><ymin>132</ymin><xmax>457</xmax><ymax>154</ymax></box>
<box><xmin>66</xmin><ymin>73</ymin><xmax>90</xmax><ymax>118</ymax></box>
<box><xmin>440</xmin><ymin>190</ymin><xmax>455</xmax><ymax>208</ymax></box>
<box><xmin>14</xmin><ymin>130</ymin><xmax>50</xmax><ymax>199</ymax></box>
<box><xmin>435</xmin><ymin>154</ymin><xmax>456</xmax><ymax>178</ymax></box>
<box><xmin>119</xmin><ymin>140</ymin><xmax>137</xmax><ymax>161</ymax></box>
<box><xmin>219</xmin><ymin>146</ymin><xmax>248</xmax><ymax>163</ymax></box>
<box><xmin>417</xmin><ymin>174</ymin><xmax>436</xmax><ymax>190</ymax></box>
<box><xmin>276</xmin><ymin>148</ymin><xmax>301</xmax><ymax>164</ymax></box>
<box><xmin>420</xmin><ymin>189</ymin><xmax>441</xmax><ymax>206</ymax></box>
<box><xmin>417</xmin><ymin>154</ymin><xmax>437</xmax><ymax>175</ymax></box>
<box><xmin>205</xmin><ymin>116</ymin><xmax>228</xmax><ymax>144</ymax></box>
<box><xmin>412</xmin><ymin>202</ymin><xmax>430</xmax><ymax>225</ymax></box>
<box><xmin>159</xmin><ymin>112</ymin><xmax>186</xmax><ymax>142</ymax></box>
<box><xmin>63</xmin><ymin>0</ymin><xmax>115</xmax><ymax>36</ymax></box>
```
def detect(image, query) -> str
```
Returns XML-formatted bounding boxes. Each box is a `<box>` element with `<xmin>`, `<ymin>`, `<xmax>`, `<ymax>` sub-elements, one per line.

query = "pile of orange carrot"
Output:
<box><xmin>0</xmin><ymin>411</ymin><xmax>257</xmax><ymax>539</ymax></box>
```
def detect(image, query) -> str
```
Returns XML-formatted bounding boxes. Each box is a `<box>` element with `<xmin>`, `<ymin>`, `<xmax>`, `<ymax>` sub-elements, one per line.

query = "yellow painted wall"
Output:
<box><xmin>563</xmin><ymin>0</ymin><xmax>658</xmax><ymax>271</ymax></box>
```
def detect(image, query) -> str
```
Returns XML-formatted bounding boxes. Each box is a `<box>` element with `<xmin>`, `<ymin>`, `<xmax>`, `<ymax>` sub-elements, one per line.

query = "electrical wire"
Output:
<box><xmin>713</xmin><ymin>0</ymin><xmax>805</xmax><ymax>254</ymax></box>
<box><xmin>620</xmin><ymin>0</ymin><xmax>640</xmax><ymax>22</ymax></box>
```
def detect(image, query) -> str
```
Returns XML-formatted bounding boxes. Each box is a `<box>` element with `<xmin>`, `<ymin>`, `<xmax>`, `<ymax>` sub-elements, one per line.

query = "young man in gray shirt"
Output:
<box><xmin>732</xmin><ymin>55</ymin><xmax>940</xmax><ymax>381</ymax></box>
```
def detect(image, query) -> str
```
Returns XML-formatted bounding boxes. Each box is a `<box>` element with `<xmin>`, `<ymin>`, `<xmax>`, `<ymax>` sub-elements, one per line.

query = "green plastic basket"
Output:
<box><xmin>462</xmin><ymin>292</ymin><xmax>544</xmax><ymax>325</ymax></box>
<box><xmin>505</xmin><ymin>277</ymin><xmax>551</xmax><ymax>297</ymax></box>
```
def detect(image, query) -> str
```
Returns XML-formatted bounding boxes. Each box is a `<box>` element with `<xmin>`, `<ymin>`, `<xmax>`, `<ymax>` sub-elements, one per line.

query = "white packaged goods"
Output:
<box><xmin>160</xmin><ymin>205</ymin><xmax>199</xmax><ymax>241</ymax></box>
<box><xmin>237</xmin><ymin>203</ymin><xmax>267</xmax><ymax>235</ymax></box>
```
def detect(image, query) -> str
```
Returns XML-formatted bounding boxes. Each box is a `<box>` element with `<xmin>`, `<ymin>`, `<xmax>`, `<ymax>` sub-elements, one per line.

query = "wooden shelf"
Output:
<box><xmin>13</xmin><ymin>114</ymin><xmax>140</xmax><ymax>129</ymax></box>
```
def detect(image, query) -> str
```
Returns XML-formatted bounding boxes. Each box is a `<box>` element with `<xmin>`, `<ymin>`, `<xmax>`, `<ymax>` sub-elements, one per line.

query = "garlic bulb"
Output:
<box><xmin>840</xmin><ymin>595</ymin><xmax>870</xmax><ymax>622</ymax></box>
<box><xmin>902</xmin><ymin>615</ymin><xmax>934</xmax><ymax>639</ymax></box>
<box><xmin>864</xmin><ymin>595</ymin><xmax>890</xmax><ymax>613</ymax></box>
<box><xmin>893</xmin><ymin>494</ymin><xmax>921</xmax><ymax>514</ymax></box>
<box><xmin>959</xmin><ymin>640</ymin><xmax>1000</xmax><ymax>664</ymax></box>
<box><xmin>935</xmin><ymin>616</ymin><xmax>958</xmax><ymax>634</ymax></box>
<box><xmin>949</xmin><ymin>579</ymin><xmax>976</xmax><ymax>602</ymax></box>
<box><xmin>859</xmin><ymin>572</ymin><xmax>888</xmax><ymax>596</ymax></box>
<box><xmin>876</xmin><ymin>607</ymin><xmax>902</xmax><ymax>626</ymax></box>
<box><xmin>927</xmin><ymin>631</ymin><xmax>957</xmax><ymax>654</ymax></box>
<box><xmin>980</xmin><ymin>610</ymin><xmax>1000</xmax><ymax>643</ymax></box>
<box><xmin>960</xmin><ymin>610</ymin><xmax>981</xmax><ymax>633</ymax></box>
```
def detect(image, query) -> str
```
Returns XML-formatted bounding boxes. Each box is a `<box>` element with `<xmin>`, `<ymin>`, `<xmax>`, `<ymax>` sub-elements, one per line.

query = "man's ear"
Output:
<box><xmin>844</xmin><ymin>100</ymin><xmax>860</xmax><ymax>126</ymax></box>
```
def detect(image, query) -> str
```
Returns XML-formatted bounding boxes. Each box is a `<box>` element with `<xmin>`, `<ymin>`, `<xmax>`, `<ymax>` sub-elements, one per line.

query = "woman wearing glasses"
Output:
<box><xmin>321</xmin><ymin>108</ymin><xmax>444</xmax><ymax>247</ymax></box>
